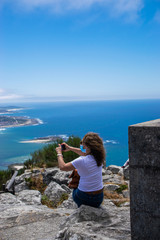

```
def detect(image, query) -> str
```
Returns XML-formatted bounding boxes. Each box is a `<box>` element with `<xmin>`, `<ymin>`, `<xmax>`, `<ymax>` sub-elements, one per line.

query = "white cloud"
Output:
<box><xmin>0</xmin><ymin>88</ymin><xmax>22</xmax><ymax>101</ymax></box>
<box><xmin>0</xmin><ymin>88</ymin><xmax>5</xmax><ymax>94</ymax></box>
<box><xmin>1</xmin><ymin>0</ymin><xmax>144</xmax><ymax>21</ymax></box>
<box><xmin>108</xmin><ymin>0</ymin><xmax>144</xmax><ymax>20</ymax></box>
<box><xmin>153</xmin><ymin>10</ymin><xmax>160</xmax><ymax>23</ymax></box>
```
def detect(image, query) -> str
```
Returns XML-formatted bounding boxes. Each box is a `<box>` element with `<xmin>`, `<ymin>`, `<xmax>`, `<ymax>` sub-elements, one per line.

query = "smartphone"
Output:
<box><xmin>61</xmin><ymin>144</ymin><xmax>66</xmax><ymax>151</ymax></box>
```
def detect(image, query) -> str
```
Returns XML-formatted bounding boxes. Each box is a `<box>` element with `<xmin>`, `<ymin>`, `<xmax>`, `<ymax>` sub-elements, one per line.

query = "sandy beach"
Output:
<box><xmin>20</xmin><ymin>139</ymin><xmax>53</xmax><ymax>143</ymax></box>
<box><xmin>20</xmin><ymin>136</ymin><xmax>62</xmax><ymax>144</ymax></box>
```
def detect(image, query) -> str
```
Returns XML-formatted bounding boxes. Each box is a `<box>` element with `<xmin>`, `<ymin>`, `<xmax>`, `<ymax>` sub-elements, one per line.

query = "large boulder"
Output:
<box><xmin>0</xmin><ymin>192</ymin><xmax>75</xmax><ymax>240</ymax></box>
<box><xmin>17</xmin><ymin>190</ymin><xmax>42</xmax><ymax>205</ymax></box>
<box><xmin>52</xmin><ymin>170</ymin><xmax>72</xmax><ymax>185</ymax></box>
<box><xmin>44</xmin><ymin>181</ymin><xmax>67</xmax><ymax>204</ymax></box>
<box><xmin>107</xmin><ymin>165</ymin><xmax>122</xmax><ymax>174</ymax></box>
<box><xmin>56</xmin><ymin>204</ymin><xmax>130</xmax><ymax>240</ymax></box>
<box><xmin>0</xmin><ymin>193</ymin><xmax>71</xmax><ymax>240</ymax></box>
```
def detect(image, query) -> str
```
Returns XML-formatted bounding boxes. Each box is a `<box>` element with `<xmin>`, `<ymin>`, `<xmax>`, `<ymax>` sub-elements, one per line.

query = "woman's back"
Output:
<box><xmin>72</xmin><ymin>154</ymin><xmax>103</xmax><ymax>192</ymax></box>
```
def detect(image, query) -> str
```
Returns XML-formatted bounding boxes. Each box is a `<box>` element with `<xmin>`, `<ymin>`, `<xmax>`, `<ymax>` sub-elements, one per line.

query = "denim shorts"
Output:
<box><xmin>72</xmin><ymin>188</ymin><xmax>104</xmax><ymax>208</ymax></box>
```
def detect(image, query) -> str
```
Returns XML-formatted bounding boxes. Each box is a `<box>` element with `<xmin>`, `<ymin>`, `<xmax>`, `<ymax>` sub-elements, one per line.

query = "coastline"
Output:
<box><xmin>0</xmin><ymin>117</ymin><xmax>43</xmax><ymax>129</ymax></box>
<box><xmin>20</xmin><ymin>135</ymin><xmax>63</xmax><ymax>144</ymax></box>
<box><xmin>0</xmin><ymin>107</ymin><xmax>25</xmax><ymax>115</ymax></box>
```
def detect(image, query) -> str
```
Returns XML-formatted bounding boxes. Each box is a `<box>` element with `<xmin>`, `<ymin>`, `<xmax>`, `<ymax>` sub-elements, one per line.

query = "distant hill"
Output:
<box><xmin>0</xmin><ymin>106</ymin><xmax>24</xmax><ymax>114</ymax></box>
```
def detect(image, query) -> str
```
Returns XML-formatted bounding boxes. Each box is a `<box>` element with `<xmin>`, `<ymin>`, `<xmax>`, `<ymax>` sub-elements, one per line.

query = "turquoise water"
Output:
<box><xmin>0</xmin><ymin>100</ymin><xmax>160</xmax><ymax>170</ymax></box>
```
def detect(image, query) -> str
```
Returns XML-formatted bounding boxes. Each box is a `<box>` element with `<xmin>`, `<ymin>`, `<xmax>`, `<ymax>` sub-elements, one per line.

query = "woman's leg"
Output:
<box><xmin>72</xmin><ymin>188</ymin><xmax>104</xmax><ymax>208</ymax></box>
<box><xmin>72</xmin><ymin>188</ymin><xmax>83</xmax><ymax>207</ymax></box>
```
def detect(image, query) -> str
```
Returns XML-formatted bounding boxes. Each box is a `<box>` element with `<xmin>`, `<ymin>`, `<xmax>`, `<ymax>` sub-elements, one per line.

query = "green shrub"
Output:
<box><xmin>24</xmin><ymin>136</ymin><xmax>81</xmax><ymax>169</ymax></box>
<box><xmin>41</xmin><ymin>195</ymin><xmax>54</xmax><ymax>208</ymax></box>
<box><xmin>116</xmin><ymin>184</ymin><xmax>128</xmax><ymax>194</ymax></box>
<box><xmin>0</xmin><ymin>170</ymin><xmax>12</xmax><ymax>191</ymax></box>
<box><xmin>41</xmin><ymin>193</ymin><xmax>69</xmax><ymax>209</ymax></box>
<box><xmin>0</xmin><ymin>168</ymin><xmax>25</xmax><ymax>191</ymax></box>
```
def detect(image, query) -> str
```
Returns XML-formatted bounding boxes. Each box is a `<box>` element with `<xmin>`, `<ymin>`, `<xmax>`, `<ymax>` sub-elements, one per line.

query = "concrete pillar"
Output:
<box><xmin>129</xmin><ymin>119</ymin><xmax>160</xmax><ymax>240</ymax></box>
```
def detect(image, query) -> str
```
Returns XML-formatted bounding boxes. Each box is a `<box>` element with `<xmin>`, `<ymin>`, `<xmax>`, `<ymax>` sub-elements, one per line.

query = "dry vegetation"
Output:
<box><xmin>104</xmin><ymin>189</ymin><xmax>130</xmax><ymax>207</ymax></box>
<box><xmin>25</xmin><ymin>171</ymin><xmax>69</xmax><ymax>209</ymax></box>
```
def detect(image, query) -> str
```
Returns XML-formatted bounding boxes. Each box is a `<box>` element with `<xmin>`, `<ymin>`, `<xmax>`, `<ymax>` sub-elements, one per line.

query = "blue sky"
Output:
<box><xmin>0</xmin><ymin>0</ymin><xmax>160</xmax><ymax>102</ymax></box>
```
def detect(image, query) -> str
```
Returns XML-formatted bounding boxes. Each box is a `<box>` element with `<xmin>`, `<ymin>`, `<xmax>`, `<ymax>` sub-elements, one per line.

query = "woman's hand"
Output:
<box><xmin>56</xmin><ymin>144</ymin><xmax>62</xmax><ymax>154</ymax></box>
<box><xmin>61</xmin><ymin>142</ymin><xmax>71</xmax><ymax>152</ymax></box>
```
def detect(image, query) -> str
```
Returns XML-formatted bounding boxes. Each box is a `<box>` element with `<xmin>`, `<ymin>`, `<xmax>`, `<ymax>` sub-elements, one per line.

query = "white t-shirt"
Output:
<box><xmin>71</xmin><ymin>154</ymin><xmax>103</xmax><ymax>192</ymax></box>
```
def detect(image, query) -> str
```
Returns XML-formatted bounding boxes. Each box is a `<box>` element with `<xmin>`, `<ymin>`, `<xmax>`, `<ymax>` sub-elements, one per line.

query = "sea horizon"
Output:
<box><xmin>0</xmin><ymin>99</ymin><xmax>160</xmax><ymax>170</ymax></box>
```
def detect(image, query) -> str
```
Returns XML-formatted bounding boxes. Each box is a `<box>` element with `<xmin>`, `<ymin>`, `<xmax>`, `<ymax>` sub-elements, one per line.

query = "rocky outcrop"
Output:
<box><xmin>44</xmin><ymin>181</ymin><xmax>66</xmax><ymax>204</ymax></box>
<box><xmin>56</xmin><ymin>203</ymin><xmax>130</xmax><ymax>240</ymax></box>
<box><xmin>0</xmin><ymin>165</ymin><xmax>130</xmax><ymax>240</ymax></box>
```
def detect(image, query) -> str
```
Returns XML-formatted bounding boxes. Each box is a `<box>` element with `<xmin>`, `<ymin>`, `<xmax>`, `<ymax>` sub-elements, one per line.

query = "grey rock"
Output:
<box><xmin>44</xmin><ymin>181</ymin><xmax>67</xmax><ymax>203</ymax></box>
<box><xmin>104</xmin><ymin>184</ymin><xmax>120</xmax><ymax>192</ymax></box>
<box><xmin>42</xmin><ymin>167</ymin><xmax>59</xmax><ymax>185</ymax></box>
<box><xmin>123</xmin><ymin>165</ymin><xmax>129</xmax><ymax>180</ymax></box>
<box><xmin>121</xmin><ymin>202</ymin><xmax>130</xmax><ymax>207</ymax></box>
<box><xmin>0</xmin><ymin>193</ymin><xmax>21</xmax><ymax>207</ymax></box>
<box><xmin>56</xmin><ymin>205</ymin><xmax>130</xmax><ymax>240</ymax></box>
<box><xmin>111</xmin><ymin>175</ymin><xmax>124</xmax><ymax>185</ymax></box>
<box><xmin>0</xmin><ymin>166</ymin><xmax>131</xmax><ymax>240</ymax></box>
<box><xmin>0</xmin><ymin>216</ymin><xmax>64</xmax><ymax>240</ymax></box>
<box><xmin>102</xmin><ymin>199</ymin><xmax>115</xmax><ymax>206</ymax></box>
<box><xmin>15</xmin><ymin>181</ymin><xmax>29</xmax><ymax>193</ymax></box>
<box><xmin>122</xmin><ymin>190</ymin><xmax>130</xmax><ymax>199</ymax></box>
<box><xmin>105</xmin><ymin>169</ymin><xmax>113</xmax><ymax>175</ymax></box>
<box><xmin>61</xmin><ymin>184</ymin><xmax>72</xmax><ymax>194</ymax></box>
<box><xmin>14</xmin><ymin>172</ymin><xmax>32</xmax><ymax>185</ymax></box>
<box><xmin>102</xmin><ymin>174</ymin><xmax>114</xmax><ymax>183</ymax></box>
<box><xmin>0</xmin><ymin>203</ymin><xmax>70</xmax><ymax>239</ymax></box>
<box><xmin>103</xmin><ymin>174</ymin><xmax>124</xmax><ymax>185</ymax></box>
<box><xmin>107</xmin><ymin>165</ymin><xmax>122</xmax><ymax>174</ymax></box>
<box><xmin>58</xmin><ymin>194</ymin><xmax>77</xmax><ymax>209</ymax></box>
<box><xmin>118</xmin><ymin>168</ymin><xmax>124</xmax><ymax>176</ymax></box>
<box><xmin>17</xmin><ymin>190</ymin><xmax>42</xmax><ymax>205</ymax></box>
<box><xmin>52</xmin><ymin>170</ymin><xmax>72</xmax><ymax>185</ymax></box>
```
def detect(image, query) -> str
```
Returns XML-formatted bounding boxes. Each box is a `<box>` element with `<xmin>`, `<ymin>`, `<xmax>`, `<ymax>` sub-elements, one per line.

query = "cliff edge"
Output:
<box><xmin>0</xmin><ymin>165</ymin><xmax>130</xmax><ymax>240</ymax></box>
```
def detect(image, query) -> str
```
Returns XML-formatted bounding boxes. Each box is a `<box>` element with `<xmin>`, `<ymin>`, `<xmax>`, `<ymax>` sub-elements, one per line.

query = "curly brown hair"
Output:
<box><xmin>82</xmin><ymin>132</ymin><xmax>106</xmax><ymax>167</ymax></box>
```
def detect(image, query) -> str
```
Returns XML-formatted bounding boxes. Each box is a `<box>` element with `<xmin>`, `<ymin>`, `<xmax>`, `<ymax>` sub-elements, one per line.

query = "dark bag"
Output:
<box><xmin>68</xmin><ymin>169</ymin><xmax>80</xmax><ymax>189</ymax></box>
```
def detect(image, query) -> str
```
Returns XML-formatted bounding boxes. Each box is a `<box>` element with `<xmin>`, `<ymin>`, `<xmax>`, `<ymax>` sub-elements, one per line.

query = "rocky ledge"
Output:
<box><xmin>0</xmin><ymin>165</ymin><xmax>130</xmax><ymax>240</ymax></box>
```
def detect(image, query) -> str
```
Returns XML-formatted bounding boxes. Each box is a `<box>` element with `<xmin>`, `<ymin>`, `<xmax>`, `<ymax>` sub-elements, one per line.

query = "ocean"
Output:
<box><xmin>0</xmin><ymin>99</ymin><xmax>160</xmax><ymax>170</ymax></box>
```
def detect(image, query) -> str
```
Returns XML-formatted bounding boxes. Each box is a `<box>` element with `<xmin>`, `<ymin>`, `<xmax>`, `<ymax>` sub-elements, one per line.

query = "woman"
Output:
<box><xmin>56</xmin><ymin>132</ymin><xmax>106</xmax><ymax>208</ymax></box>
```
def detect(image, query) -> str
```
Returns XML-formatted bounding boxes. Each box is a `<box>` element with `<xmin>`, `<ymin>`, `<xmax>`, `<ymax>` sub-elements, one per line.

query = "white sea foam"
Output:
<box><xmin>7</xmin><ymin>108</ymin><xmax>24</xmax><ymax>112</ymax></box>
<box><xmin>0</xmin><ymin>128</ymin><xmax>6</xmax><ymax>132</ymax></box>
<box><xmin>36</xmin><ymin>118</ymin><xmax>44</xmax><ymax>124</ymax></box>
<box><xmin>103</xmin><ymin>140</ymin><xmax>118</xmax><ymax>145</ymax></box>
<box><xmin>59</xmin><ymin>134</ymin><xmax>69</xmax><ymax>140</ymax></box>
